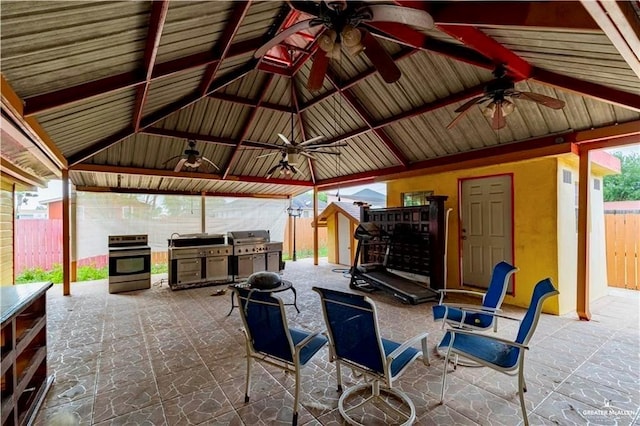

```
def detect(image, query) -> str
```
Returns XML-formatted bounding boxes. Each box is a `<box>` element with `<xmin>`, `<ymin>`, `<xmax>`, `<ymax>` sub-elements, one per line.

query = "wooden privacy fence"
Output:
<box><xmin>283</xmin><ymin>217</ymin><xmax>327</xmax><ymax>256</ymax></box>
<box><xmin>15</xmin><ymin>219</ymin><xmax>62</xmax><ymax>272</ymax></box>
<box><xmin>605</xmin><ymin>213</ymin><xmax>639</xmax><ymax>290</ymax></box>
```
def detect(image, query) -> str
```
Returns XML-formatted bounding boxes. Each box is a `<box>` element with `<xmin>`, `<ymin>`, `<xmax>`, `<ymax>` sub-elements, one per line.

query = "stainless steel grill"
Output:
<box><xmin>167</xmin><ymin>233</ymin><xmax>231</xmax><ymax>290</ymax></box>
<box><xmin>227</xmin><ymin>230</ymin><xmax>283</xmax><ymax>279</ymax></box>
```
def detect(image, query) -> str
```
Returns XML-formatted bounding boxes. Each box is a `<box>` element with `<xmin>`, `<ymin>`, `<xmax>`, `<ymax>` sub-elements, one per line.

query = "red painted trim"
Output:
<box><xmin>133</xmin><ymin>0</ymin><xmax>170</xmax><ymax>132</ymax></box>
<box><xmin>291</xmin><ymin>81</ymin><xmax>316</xmax><ymax>184</ymax></box>
<box><xmin>437</xmin><ymin>25</ymin><xmax>532</xmax><ymax>78</ymax></box>
<box><xmin>222</xmin><ymin>74</ymin><xmax>275</xmax><ymax>179</ymax></box>
<box><xmin>199</xmin><ymin>1</ymin><xmax>252</xmax><ymax>95</ymax></box>
<box><xmin>257</xmin><ymin>62</ymin><xmax>292</xmax><ymax>76</ymax></box>
<box><xmin>23</xmin><ymin>37</ymin><xmax>265</xmax><ymax>117</ymax></box>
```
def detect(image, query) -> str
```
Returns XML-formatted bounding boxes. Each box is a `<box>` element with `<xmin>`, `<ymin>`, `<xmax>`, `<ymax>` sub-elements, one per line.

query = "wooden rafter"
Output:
<box><xmin>67</xmin><ymin>61</ymin><xmax>257</xmax><ymax>166</ymax></box>
<box><xmin>580</xmin><ymin>0</ymin><xmax>640</xmax><ymax>79</ymax></box>
<box><xmin>198</xmin><ymin>1</ymin><xmax>252</xmax><ymax>96</ymax></box>
<box><xmin>291</xmin><ymin>79</ymin><xmax>316</xmax><ymax>184</ymax></box>
<box><xmin>133</xmin><ymin>0</ymin><xmax>170</xmax><ymax>132</ymax></box>
<box><xmin>430</xmin><ymin>2</ymin><xmax>599</xmax><ymax>30</ymax></box>
<box><xmin>222</xmin><ymin>74</ymin><xmax>275</xmax><ymax>179</ymax></box>
<box><xmin>70</xmin><ymin>163</ymin><xmax>314</xmax><ymax>187</ymax></box>
<box><xmin>76</xmin><ymin>185</ymin><xmax>291</xmax><ymax>199</ymax></box>
<box><xmin>22</xmin><ymin>36</ymin><xmax>265</xmax><ymax>117</ymax></box>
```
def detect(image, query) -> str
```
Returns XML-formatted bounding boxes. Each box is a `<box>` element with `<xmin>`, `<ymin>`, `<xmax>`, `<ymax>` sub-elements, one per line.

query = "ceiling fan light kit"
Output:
<box><xmin>163</xmin><ymin>140</ymin><xmax>220</xmax><ymax>173</ymax></box>
<box><xmin>255</xmin><ymin>1</ymin><xmax>435</xmax><ymax>91</ymax></box>
<box><xmin>447</xmin><ymin>65</ymin><xmax>566</xmax><ymax>130</ymax></box>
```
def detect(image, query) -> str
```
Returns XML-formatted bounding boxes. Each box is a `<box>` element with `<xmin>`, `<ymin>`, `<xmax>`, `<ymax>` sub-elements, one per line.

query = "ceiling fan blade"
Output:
<box><xmin>266</xmin><ymin>164</ymin><xmax>280</xmax><ymax>179</ymax></box>
<box><xmin>454</xmin><ymin>95</ymin><xmax>486</xmax><ymax>113</ymax></box>
<box><xmin>513</xmin><ymin>92</ymin><xmax>566</xmax><ymax>109</ymax></box>
<box><xmin>173</xmin><ymin>158</ymin><xmax>187</xmax><ymax>172</ymax></box>
<box><xmin>161</xmin><ymin>155</ymin><xmax>182</xmax><ymax>167</ymax></box>
<box><xmin>201</xmin><ymin>156</ymin><xmax>220</xmax><ymax>171</ymax></box>
<box><xmin>305</xmin><ymin>150</ymin><xmax>341</xmax><ymax>155</ymax></box>
<box><xmin>298</xmin><ymin>135</ymin><xmax>324</xmax><ymax>146</ymax></box>
<box><xmin>256</xmin><ymin>151</ymin><xmax>281</xmax><ymax>159</ymax></box>
<box><xmin>447</xmin><ymin>106</ymin><xmax>479</xmax><ymax>130</ymax></box>
<box><xmin>365</xmin><ymin>4</ymin><xmax>434</xmax><ymax>29</ymax></box>
<box><xmin>254</xmin><ymin>19</ymin><xmax>316</xmax><ymax>58</ymax></box>
<box><xmin>278</xmin><ymin>133</ymin><xmax>293</xmax><ymax>146</ymax></box>
<box><xmin>492</xmin><ymin>103</ymin><xmax>507</xmax><ymax>130</ymax></box>
<box><xmin>300</xmin><ymin>152</ymin><xmax>317</xmax><ymax>160</ymax></box>
<box><xmin>360</xmin><ymin>30</ymin><xmax>401</xmax><ymax>84</ymax></box>
<box><xmin>306</xmin><ymin>141</ymin><xmax>348</xmax><ymax>148</ymax></box>
<box><xmin>307</xmin><ymin>49</ymin><xmax>329</xmax><ymax>92</ymax></box>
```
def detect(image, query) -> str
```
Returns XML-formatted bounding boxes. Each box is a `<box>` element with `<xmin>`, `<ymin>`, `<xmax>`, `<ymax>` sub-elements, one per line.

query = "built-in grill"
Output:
<box><xmin>168</xmin><ymin>233</ymin><xmax>232</xmax><ymax>290</ymax></box>
<box><xmin>228</xmin><ymin>230</ymin><xmax>283</xmax><ymax>280</ymax></box>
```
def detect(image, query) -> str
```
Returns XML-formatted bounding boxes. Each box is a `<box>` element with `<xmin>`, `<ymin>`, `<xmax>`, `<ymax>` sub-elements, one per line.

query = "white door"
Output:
<box><xmin>338</xmin><ymin>213</ymin><xmax>351</xmax><ymax>265</ymax></box>
<box><xmin>461</xmin><ymin>175</ymin><xmax>513</xmax><ymax>290</ymax></box>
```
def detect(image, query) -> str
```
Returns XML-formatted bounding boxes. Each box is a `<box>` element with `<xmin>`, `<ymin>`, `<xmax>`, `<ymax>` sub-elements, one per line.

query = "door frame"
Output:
<box><xmin>457</xmin><ymin>172</ymin><xmax>517</xmax><ymax>295</ymax></box>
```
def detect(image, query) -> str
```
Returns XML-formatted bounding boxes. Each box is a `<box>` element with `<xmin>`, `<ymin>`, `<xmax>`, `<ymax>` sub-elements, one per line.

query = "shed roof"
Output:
<box><xmin>1</xmin><ymin>1</ymin><xmax>639</xmax><ymax>197</ymax></box>
<box><xmin>316</xmin><ymin>201</ymin><xmax>362</xmax><ymax>226</ymax></box>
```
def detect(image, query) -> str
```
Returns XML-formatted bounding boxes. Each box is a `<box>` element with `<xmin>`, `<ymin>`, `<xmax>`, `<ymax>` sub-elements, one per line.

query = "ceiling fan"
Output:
<box><xmin>163</xmin><ymin>140</ymin><xmax>220</xmax><ymax>173</ymax></box>
<box><xmin>447</xmin><ymin>65</ymin><xmax>566</xmax><ymax>130</ymax></box>
<box><xmin>254</xmin><ymin>1</ymin><xmax>434</xmax><ymax>91</ymax></box>
<box><xmin>265</xmin><ymin>152</ymin><xmax>300</xmax><ymax>179</ymax></box>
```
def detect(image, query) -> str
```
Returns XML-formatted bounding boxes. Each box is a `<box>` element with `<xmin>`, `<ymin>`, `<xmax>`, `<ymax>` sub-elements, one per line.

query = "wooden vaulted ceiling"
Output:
<box><xmin>1</xmin><ymin>1</ymin><xmax>639</xmax><ymax>198</ymax></box>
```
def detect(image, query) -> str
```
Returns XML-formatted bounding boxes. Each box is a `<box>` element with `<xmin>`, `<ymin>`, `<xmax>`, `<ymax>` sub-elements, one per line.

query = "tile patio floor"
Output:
<box><xmin>36</xmin><ymin>259</ymin><xmax>639</xmax><ymax>425</ymax></box>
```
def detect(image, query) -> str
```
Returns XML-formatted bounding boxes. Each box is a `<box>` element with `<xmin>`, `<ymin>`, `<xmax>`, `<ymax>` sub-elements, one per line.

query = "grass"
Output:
<box><xmin>16</xmin><ymin>263</ymin><xmax>168</xmax><ymax>284</ymax></box>
<box><xmin>281</xmin><ymin>246</ymin><xmax>328</xmax><ymax>261</ymax></box>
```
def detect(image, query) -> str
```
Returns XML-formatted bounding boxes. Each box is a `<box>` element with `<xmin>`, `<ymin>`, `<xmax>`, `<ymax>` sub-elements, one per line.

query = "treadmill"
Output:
<box><xmin>349</xmin><ymin>223</ymin><xmax>439</xmax><ymax>305</ymax></box>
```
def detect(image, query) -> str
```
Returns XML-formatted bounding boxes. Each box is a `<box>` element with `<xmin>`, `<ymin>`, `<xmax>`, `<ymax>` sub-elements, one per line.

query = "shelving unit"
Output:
<box><xmin>359</xmin><ymin>196</ymin><xmax>448</xmax><ymax>290</ymax></box>
<box><xmin>1</xmin><ymin>282</ymin><xmax>53</xmax><ymax>426</ymax></box>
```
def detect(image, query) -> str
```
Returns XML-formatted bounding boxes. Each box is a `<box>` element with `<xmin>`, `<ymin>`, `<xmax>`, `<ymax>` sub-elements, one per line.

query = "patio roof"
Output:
<box><xmin>1</xmin><ymin>1</ymin><xmax>639</xmax><ymax>197</ymax></box>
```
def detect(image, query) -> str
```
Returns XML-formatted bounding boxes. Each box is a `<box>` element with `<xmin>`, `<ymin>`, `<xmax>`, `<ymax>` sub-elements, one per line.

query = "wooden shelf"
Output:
<box><xmin>0</xmin><ymin>282</ymin><xmax>53</xmax><ymax>426</ymax></box>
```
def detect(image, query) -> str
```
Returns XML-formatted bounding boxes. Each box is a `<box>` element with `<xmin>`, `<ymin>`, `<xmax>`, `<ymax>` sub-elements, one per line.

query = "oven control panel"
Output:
<box><xmin>109</xmin><ymin>234</ymin><xmax>148</xmax><ymax>247</ymax></box>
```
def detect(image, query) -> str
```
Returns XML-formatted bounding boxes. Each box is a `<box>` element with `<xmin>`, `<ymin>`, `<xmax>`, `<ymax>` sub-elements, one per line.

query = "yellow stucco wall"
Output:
<box><xmin>387</xmin><ymin>157</ymin><xmax>561</xmax><ymax>314</ymax></box>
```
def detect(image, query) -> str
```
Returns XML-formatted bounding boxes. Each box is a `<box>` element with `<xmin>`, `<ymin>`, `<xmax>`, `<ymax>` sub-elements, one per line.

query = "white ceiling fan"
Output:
<box><xmin>163</xmin><ymin>140</ymin><xmax>220</xmax><ymax>172</ymax></box>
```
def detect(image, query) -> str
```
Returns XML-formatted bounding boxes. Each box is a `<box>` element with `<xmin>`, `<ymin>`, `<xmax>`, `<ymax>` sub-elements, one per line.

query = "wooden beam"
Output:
<box><xmin>133</xmin><ymin>0</ymin><xmax>170</xmax><ymax>132</ymax></box>
<box><xmin>71</xmin><ymin>163</ymin><xmax>315</xmax><ymax>187</ymax></box>
<box><xmin>576</xmin><ymin>146</ymin><xmax>591</xmax><ymax>320</ymax></box>
<box><xmin>75</xmin><ymin>185</ymin><xmax>291</xmax><ymax>199</ymax></box>
<box><xmin>222</xmin><ymin>74</ymin><xmax>275</xmax><ymax>179</ymax></box>
<box><xmin>581</xmin><ymin>0</ymin><xmax>640</xmax><ymax>79</ymax></box>
<box><xmin>199</xmin><ymin>1</ymin><xmax>252</xmax><ymax>95</ymax></box>
<box><xmin>22</xmin><ymin>36</ymin><xmax>264</xmax><ymax>117</ymax></box>
<box><xmin>0</xmin><ymin>115</ymin><xmax>60</xmax><ymax>177</ymax></box>
<box><xmin>291</xmin><ymin>80</ymin><xmax>316</xmax><ymax>184</ymax></box>
<box><xmin>62</xmin><ymin>168</ymin><xmax>70</xmax><ymax>295</ymax></box>
<box><xmin>1</xmin><ymin>75</ymin><xmax>67</xmax><ymax>169</ymax></box>
<box><xmin>532</xmin><ymin>68</ymin><xmax>640</xmax><ymax>111</ymax></box>
<box><xmin>431</xmin><ymin>2</ymin><xmax>599</xmax><ymax>30</ymax></box>
<box><xmin>209</xmin><ymin>92</ymin><xmax>293</xmax><ymax>113</ymax></box>
<box><xmin>0</xmin><ymin>158</ymin><xmax>47</xmax><ymax>188</ymax></box>
<box><xmin>141</xmin><ymin>128</ymin><xmax>238</xmax><ymax>146</ymax></box>
<box><xmin>436</xmin><ymin>24</ymin><xmax>532</xmax><ymax>78</ymax></box>
<box><xmin>573</xmin><ymin>119</ymin><xmax>640</xmax><ymax>143</ymax></box>
<box><xmin>313</xmin><ymin>186</ymin><xmax>319</xmax><ymax>266</ymax></box>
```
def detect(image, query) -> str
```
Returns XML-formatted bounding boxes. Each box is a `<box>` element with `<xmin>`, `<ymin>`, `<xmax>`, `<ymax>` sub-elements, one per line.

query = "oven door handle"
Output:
<box><xmin>109</xmin><ymin>249</ymin><xmax>151</xmax><ymax>257</ymax></box>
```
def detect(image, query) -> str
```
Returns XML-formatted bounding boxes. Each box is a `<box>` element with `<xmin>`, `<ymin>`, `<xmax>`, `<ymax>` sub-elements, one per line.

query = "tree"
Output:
<box><xmin>603</xmin><ymin>152</ymin><xmax>640</xmax><ymax>201</ymax></box>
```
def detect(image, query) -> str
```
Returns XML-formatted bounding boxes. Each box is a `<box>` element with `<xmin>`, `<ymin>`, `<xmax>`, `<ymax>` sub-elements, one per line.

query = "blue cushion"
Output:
<box><xmin>439</xmin><ymin>331</ymin><xmax>520</xmax><ymax>369</ymax></box>
<box><xmin>381</xmin><ymin>338</ymin><xmax>420</xmax><ymax>377</ymax></box>
<box><xmin>290</xmin><ymin>328</ymin><xmax>328</xmax><ymax>365</ymax></box>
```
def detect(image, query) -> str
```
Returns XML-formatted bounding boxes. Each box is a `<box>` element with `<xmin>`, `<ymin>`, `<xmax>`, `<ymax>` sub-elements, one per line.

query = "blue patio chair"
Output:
<box><xmin>439</xmin><ymin>278</ymin><xmax>559</xmax><ymax>426</ymax></box>
<box><xmin>433</xmin><ymin>261</ymin><xmax>518</xmax><ymax>333</ymax></box>
<box><xmin>313</xmin><ymin>287</ymin><xmax>430</xmax><ymax>426</ymax></box>
<box><xmin>235</xmin><ymin>287</ymin><xmax>327</xmax><ymax>426</ymax></box>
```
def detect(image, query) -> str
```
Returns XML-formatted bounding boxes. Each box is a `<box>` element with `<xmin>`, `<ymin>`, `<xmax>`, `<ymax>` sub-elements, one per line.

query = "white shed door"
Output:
<box><xmin>461</xmin><ymin>175</ymin><xmax>513</xmax><ymax>290</ymax></box>
<box><xmin>338</xmin><ymin>213</ymin><xmax>351</xmax><ymax>265</ymax></box>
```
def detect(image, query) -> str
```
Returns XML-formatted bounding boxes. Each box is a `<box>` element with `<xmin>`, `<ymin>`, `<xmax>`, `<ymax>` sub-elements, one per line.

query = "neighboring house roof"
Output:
<box><xmin>604</xmin><ymin>200</ymin><xmax>640</xmax><ymax>212</ymax></box>
<box><xmin>291</xmin><ymin>193</ymin><xmax>327</xmax><ymax>210</ymax></box>
<box><xmin>315</xmin><ymin>202</ymin><xmax>363</xmax><ymax>227</ymax></box>
<box><xmin>348</xmin><ymin>189</ymin><xmax>386</xmax><ymax>206</ymax></box>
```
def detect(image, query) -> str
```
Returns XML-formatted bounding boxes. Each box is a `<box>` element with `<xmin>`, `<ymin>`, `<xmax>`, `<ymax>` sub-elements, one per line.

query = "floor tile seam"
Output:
<box><xmin>529</xmin><ymin>338</ymin><xmax>609</xmax><ymax>415</ymax></box>
<box><xmin>139</xmin><ymin>321</ymin><xmax>170</xmax><ymax>426</ymax></box>
<box><xmin>553</xmin><ymin>376</ymin><xmax>640</xmax><ymax>408</ymax></box>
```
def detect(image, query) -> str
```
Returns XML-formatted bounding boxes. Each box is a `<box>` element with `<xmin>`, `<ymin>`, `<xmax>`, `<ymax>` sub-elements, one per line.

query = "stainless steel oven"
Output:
<box><xmin>108</xmin><ymin>235</ymin><xmax>151</xmax><ymax>294</ymax></box>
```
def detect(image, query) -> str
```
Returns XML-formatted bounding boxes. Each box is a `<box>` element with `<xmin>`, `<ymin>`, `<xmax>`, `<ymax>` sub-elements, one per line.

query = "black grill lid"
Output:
<box><xmin>247</xmin><ymin>271</ymin><xmax>282</xmax><ymax>290</ymax></box>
